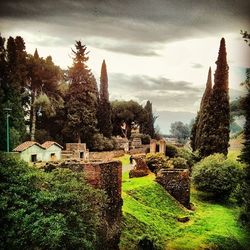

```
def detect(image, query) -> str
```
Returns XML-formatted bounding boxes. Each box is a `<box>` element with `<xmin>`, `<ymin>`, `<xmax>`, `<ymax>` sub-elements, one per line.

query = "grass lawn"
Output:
<box><xmin>119</xmin><ymin>162</ymin><xmax>250</xmax><ymax>249</ymax></box>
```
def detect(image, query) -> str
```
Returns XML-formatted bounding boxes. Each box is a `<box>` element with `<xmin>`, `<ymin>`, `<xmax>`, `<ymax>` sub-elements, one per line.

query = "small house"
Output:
<box><xmin>42</xmin><ymin>141</ymin><xmax>63</xmax><ymax>161</ymax></box>
<box><xmin>13</xmin><ymin>141</ymin><xmax>45</xmax><ymax>162</ymax></box>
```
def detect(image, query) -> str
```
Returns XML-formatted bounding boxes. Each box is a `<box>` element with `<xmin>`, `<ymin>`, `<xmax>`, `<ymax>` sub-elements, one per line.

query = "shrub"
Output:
<box><xmin>177</xmin><ymin>147</ymin><xmax>199</xmax><ymax>167</ymax></box>
<box><xmin>192</xmin><ymin>154</ymin><xmax>243</xmax><ymax>200</ymax></box>
<box><xmin>90</xmin><ymin>133</ymin><xmax>116</xmax><ymax>151</ymax></box>
<box><xmin>165</xmin><ymin>143</ymin><xmax>178</xmax><ymax>158</ymax></box>
<box><xmin>146</xmin><ymin>153</ymin><xmax>169</xmax><ymax>173</ymax></box>
<box><xmin>170</xmin><ymin>157</ymin><xmax>189</xmax><ymax>169</ymax></box>
<box><xmin>0</xmin><ymin>153</ymin><xmax>106</xmax><ymax>249</ymax></box>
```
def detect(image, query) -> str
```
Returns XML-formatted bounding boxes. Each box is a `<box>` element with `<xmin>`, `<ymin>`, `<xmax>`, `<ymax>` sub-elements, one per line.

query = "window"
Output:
<box><xmin>31</xmin><ymin>154</ymin><xmax>37</xmax><ymax>162</ymax></box>
<box><xmin>80</xmin><ymin>152</ymin><xmax>84</xmax><ymax>159</ymax></box>
<box><xmin>156</xmin><ymin>144</ymin><xmax>160</xmax><ymax>153</ymax></box>
<box><xmin>50</xmin><ymin>153</ymin><xmax>56</xmax><ymax>160</ymax></box>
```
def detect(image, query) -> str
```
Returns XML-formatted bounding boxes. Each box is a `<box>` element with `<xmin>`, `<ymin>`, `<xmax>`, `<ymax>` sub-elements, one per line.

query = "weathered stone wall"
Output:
<box><xmin>150</xmin><ymin>139</ymin><xmax>166</xmax><ymax>154</ymax></box>
<box><xmin>129</xmin><ymin>145</ymin><xmax>149</xmax><ymax>155</ymax></box>
<box><xmin>156</xmin><ymin>168</ymin><xmax>190</xmax><ymax>208</ymax></box>
<box><xmin>46</xmin><ymin>160</ymin><xmax>122</xmax><ymax>249</ymax></box>
<box><xmin>89</xmin><ymin>150</ymin><xmax>124</xmax><ymax>161</ymax></box>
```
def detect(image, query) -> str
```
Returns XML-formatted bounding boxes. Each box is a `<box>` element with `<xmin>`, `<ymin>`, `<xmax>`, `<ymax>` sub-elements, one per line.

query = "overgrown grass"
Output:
<box><xmin>120</xmin><ymin>171</ymin><xmax>250</xmax><ymax>250</ymax></box>
<box><xmin>114</xmin><ymin>154</ymin><xmax>130</xmax><ymax>166</ymax></box>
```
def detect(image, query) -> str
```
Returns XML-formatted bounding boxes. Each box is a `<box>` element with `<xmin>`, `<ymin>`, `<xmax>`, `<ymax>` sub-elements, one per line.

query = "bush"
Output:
<box><xmin>90</xmin><ymin>133</ymin><xmax>116</xmax><ymax>151</ymax></box>
<box><xmin>165</xmin><ymin>143</ymin><xmax>178</xmax><ymax>158</ymax></box>
<box><xmin>169</xmin><ymin>157</ymin><xmax>189</xmax><ymax>169</ymax></box>
<box><xmin>0</xmin><ymin>153</ymin><xmax>106</xmax><ymax>249</ymax></box>
<box><xmin>146</xmin><ymin>153</ymin><xmax>168</xmax><ymax>173</ymax></box>
<box><xmin>177</xmin><ymin>147</ymin><xmax>199</xmax><ymax>167</ymax></box>
<box><xmin>192</xmin><ymin>154</ymin><xmax>243</xmax><ymax>200</ymax></box>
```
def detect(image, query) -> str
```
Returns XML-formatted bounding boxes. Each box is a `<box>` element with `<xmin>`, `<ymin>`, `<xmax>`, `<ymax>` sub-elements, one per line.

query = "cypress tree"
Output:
<box><xmin>98</xmin><ymin>60</ymin><xmax>112</xmax><ymax>138</ymax></box>
<box><xmin>199</xmin><ymin>38</ymin><xmax>230</xmax><ymax>157</ymax></box>
<box><xmin>191</xmin><ymin>67</ymin><xmax>213</xmax><ymax>151</ymax></box>
<box><xmin>142</xmin><ymin>100</ymin><xmax>155</xmax><ymax>138</ymax></box>
<box><xmin>63</xmin><ymin>41</ymin><xmax>98</xmax><ymax>144</ymax></box>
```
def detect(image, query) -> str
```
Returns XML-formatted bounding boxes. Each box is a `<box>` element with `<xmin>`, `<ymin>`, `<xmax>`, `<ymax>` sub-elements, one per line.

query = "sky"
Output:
<box><xmin>0</xmin><ymin>0</ymin><xmax>250</xmax><ymax>133</ymax></box>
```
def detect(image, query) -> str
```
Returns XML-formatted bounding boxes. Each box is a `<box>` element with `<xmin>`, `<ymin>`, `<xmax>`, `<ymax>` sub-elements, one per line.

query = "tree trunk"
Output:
<box><xmin>30</xmin><ymin>90</ymin><xmax>37</xmax><ymax>141</ymax></box>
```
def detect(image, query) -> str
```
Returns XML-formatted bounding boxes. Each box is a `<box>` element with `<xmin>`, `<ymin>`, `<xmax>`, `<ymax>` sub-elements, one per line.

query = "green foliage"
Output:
<box><xmin>90</xmin><ymin>133</ymin><xmax>116</xmax><ymax>151</ymax></box>
<box><xmin>165</xmin><ymin>143</ymin><xmax>178</xmax><ymax>158</ymax></box>
<box><xmin>167</xmin><ymin>157</ymin><xmax>189</xmax><ymax>169</ymax></box>
<box><xmin>111</xmin><ymin>100</ymin><xmax>146</xmax><ymax>138</ymax></box>
<box><xmin>146</xmin><ymin>153</ymin><xmax>168</xmax><ymax>173</ymax></box>
<box><xmin>192</xmin><ymin>154</ymin><xmax>243</xmax><ymax>200</ymax></box>
<box><xmin>0</xmin><ymin>153</ymin><xmax>106</xmax><ymax>249</ymax></box>
<box><xmin>177</xmin><ymin>147</ymin><xmax>198</xmax><ymax>167</ymax></box>
<box><xmin>130</xmin><ymin>133</ymin><xmax>151</xmax><ymax>144</ymax></box>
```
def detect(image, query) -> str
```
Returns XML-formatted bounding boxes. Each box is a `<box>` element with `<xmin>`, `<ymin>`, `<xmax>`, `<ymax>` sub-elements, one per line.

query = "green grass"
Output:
<box><xmin>120</xmin><ymin>172</ymin><xmax>250</xmax><ymax>250</ymax></box>
<box><xmin>114</xmin><ymin>154</ymin><xmax>130</xmax><ymax>166</ymax></box>
<box><xmin>227</xmin><ymin>149</ymin><xmax>241</xmax><ymax>161</ymax></box>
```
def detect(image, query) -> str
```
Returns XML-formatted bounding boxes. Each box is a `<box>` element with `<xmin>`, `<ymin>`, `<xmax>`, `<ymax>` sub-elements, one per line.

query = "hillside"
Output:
<box><xmin>119</xmin><ymin>159</ymin><xmax>250</xmax><ymax>250</ymax></box>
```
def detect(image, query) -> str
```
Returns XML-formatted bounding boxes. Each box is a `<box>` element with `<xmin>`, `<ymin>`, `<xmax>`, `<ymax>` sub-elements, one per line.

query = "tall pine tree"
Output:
<box><xmin>191</xmin><ymin>67</ymin><xmax>212</xmax><ymax>151</ymax></box>
<box><xmin>97</xmin><ymin>60</ymin><xmax>112</xmax><ymax>138</ymax></box>
<box><xmin>63</xmin><ymin>41</ymin><xmax>98</xmax><ymax>144</ymax></box>
<box><xmin>199</xmin><ymin>38</ymin><xmax>230</xmax><ymax>157</ymax></box>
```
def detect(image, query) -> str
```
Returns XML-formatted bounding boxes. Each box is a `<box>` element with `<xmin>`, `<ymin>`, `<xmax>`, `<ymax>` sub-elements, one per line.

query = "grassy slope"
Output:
<box><xmin>118</xmin><ymin>155</ymin><xmax>250</xmax><ymax>250</ymax></box>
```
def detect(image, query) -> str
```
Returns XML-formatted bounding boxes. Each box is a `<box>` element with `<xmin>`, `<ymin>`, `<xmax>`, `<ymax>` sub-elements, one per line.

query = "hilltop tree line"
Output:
<box><xmin>0</xmin><ymin>35</ymin><xmax>156</xmax><ymax>151</ymax></box>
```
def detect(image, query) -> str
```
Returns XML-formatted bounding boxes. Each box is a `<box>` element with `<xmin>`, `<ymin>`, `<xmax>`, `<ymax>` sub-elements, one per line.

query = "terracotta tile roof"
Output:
<box><xmin>13</xmin><ymin>141</ymin><xmax>45</xmax><ymax>152</ymax></box>
<box><xmin>41</xmin><ymin>141</ymin><xmax>63</xmax><ymax>149</ymax></box>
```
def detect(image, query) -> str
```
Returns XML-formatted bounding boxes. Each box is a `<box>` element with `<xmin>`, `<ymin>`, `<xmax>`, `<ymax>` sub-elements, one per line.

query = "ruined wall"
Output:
<box><xmin>129</xmin><ymin>145</ymin><xmax>149</xmax><ymax>155</ymax></box>
<box><xmin>89</xmin><ymin>150</ymin><xmax>124</xmax><ymax>161</ymax></box>
<box><xmin>156</xmin><ymin>169</ymin><xmax>190</xmax><ymax>209</ymax></box>
<box><xmin>46</xmin><ymin>160</ymin><xmax>122</xmax><ymax>249</ymax></box>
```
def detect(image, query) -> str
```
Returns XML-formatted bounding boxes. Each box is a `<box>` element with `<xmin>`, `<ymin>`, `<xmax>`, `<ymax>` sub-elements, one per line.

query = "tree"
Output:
<box><xmin>191</xmin><ymin>67</ymin><xmax>213</xmax><ymax>151</ymax></box>
<box><xmin>97</xmin><ymin>60</ymin><xmax>112</xmax><ymax>138</ymax></box>
<box><xmin>0</xmin><ymin>35</ymin><xmax>27</xmax><ymax>150</ymax></box>
<box><xmin>0</xmin><ymin>153</ymin><xmax>106</xmax><ymax>249</ymax></box>
<box><xmin>28</xmin><ymin>50</ymin><xmax>63</xmax><ymax>141</ymax></box>
<box><xmin>141</xmin><ymin>100</ymin><xmax>155</xmax><ymax>138</ymax></box>
<box><xmin>239</xmin><ymin>30</ymin><xmax>250</xmax><ymax>225</ymax></box>
<box><xmin>199</xmin><ymin>38</ymin><xmax>230</xmax><ymax>157</ymax></box>
<box><xmin>170</xmin><ymin>121</ymin><xmax>190</xmax><ymax>143</ymax></box>
<box><xmin>63</xmin><ymin>41</ymin><xmax>98</xmax><ymax>144</ymax></box>
<box><xmin>111</xmin><ymin>100</ymin><xmax>146</xmax><ymax>138</ymax></box>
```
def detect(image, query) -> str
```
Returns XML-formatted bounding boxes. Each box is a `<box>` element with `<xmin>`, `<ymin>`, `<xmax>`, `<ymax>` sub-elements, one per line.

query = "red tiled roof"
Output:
<box><xmin>41</xmin><ymin>141</ymin><xmax>63</xmax><ymax>149</ymax></box>
<box><xmin>13</xmin><ymin>141</ymin><xmax>45</xmax><ymax>152</ymax></box>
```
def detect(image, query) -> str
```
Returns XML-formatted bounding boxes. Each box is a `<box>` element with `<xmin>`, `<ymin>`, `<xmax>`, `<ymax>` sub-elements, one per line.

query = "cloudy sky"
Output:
<box><xmin>0</xmin><ymin>0</ymin><xmax>249</xmax><ymax>133</ymax></box>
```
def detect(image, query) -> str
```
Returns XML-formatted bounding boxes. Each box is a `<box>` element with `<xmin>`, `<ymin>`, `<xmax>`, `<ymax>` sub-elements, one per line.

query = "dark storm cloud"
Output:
<box><xmin>0</xmin><ymin>0</ymin><xmax>249</xmax><ymax>56</ymax></box>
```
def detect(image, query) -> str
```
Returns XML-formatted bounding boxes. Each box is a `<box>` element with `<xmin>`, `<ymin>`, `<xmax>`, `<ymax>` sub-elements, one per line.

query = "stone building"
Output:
<box><xmin>13</xmin><ymin>141</ymin><xmax>63</xmax><ymax>163</ymax></box>
<box><xmin>150</xmin><ymin>139</ymin><xmax>166</xmax><ymax>154</ymax></box>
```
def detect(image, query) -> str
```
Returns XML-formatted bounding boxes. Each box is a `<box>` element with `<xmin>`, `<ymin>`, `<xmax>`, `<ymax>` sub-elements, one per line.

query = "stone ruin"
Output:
<box><xmin>44</xmin><ymin>159</ymin><xmax>122</xmax><ymax>249</ymax></box>
<box><xmin>62</xmin><ymin>143</ymin><xmax>89</xmax><ymax>161</ymax></box>
<box><xmin>129</xmin><ymin>154</ymin><xmax>150</xmax><ymax>178</ymax></box>
<box><xmin>150</xmin><ymin>139</ymin><xmax>166</xmax><ymax>154</ymax></box>
<box><xmin>156</xmin><ymin>168</ymin><xmax>190</xmax><ymax>209</ymax></box>
<box><xmin>114</xmin><ymin>136</ymin><xmax>129</xmax><ymax>152</ymax></box>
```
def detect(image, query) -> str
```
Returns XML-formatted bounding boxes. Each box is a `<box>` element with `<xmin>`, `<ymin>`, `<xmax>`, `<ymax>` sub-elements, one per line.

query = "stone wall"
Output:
<box><xmin>150</xmin><ymin>139</ymin><xmax>166</xmax><ymax>154</ymax></box>
<box><xmin>129</xmin><ymin>145</ymin><xmax>149</xmax><ymax>155</ymax></box>
<box><xmin>89</xmin><ymin>150</ymin><xmax>125</xmax><ymax>161</ymax></box>
<box><xmin>46</xmin><ymin>160</ymin><xmax>122</xmax><ymax>249</ymax></box>
<box><xmin>156</xmin><ymin>168</ymin><xmax>190</xmax><ymax>208</ymax></box>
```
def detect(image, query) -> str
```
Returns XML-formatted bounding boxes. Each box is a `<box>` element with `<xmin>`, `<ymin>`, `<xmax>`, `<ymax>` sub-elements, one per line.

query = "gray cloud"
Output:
<box><xmin>191</xmin><ymin>63</ymin><xmax>204</xmax><ymax>69</ymax></box>
<box><xmin>109</xmin><ymin>73</ymin><xmax>202</xmax><ymax>111</ymax></box>
<box><xmin>0</xmin><ymin>0</ymin><xmax>249</xmax><ymax>56</ymax></box>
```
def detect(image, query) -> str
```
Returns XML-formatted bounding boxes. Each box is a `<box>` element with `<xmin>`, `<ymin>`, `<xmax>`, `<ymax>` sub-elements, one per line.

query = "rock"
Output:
<box><xmin>129</xmin><ymin>156</ymin><xmax>150</xmax><ymax>178</ymax></box>
<box><xmin>177</xmin><ymin>216</ymin><xmax>190</xmax><ymax>223</ymax></box>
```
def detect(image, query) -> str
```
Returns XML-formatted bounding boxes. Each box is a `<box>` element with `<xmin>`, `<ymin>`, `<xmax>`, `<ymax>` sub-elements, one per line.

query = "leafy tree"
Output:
<box><xmin>28</xmin><ymin>50</ymin><xmax>63</xmax><ymax>141</ymax></box>
<box><xmin>0</xmin><ymin>153</ymin><xmax>106</xmax><ymax>249</ymax></box>
<box><xmin>97</xmin><ymin>60</ymin><xmax>112</xmax><ymax>138</ymax></box>
<box><xmin>63</xmin><ymin>41</ymin><xmax>98</xmax><ymax>144</ymax></box>
<box><xmin>199</xmin><ymin>38</ymin><xmax>230</xmax><ymax>157</ymax></box>
<box><xmin>111</xmin><ymin>100</ymin><xmax>146</xmax><ymax>138</ymax></box>
<box><xmin>170</xmin><ymin>121</ymin><xmax>190</xmax><ymax>143</ymax></box>
<box><xmin>141</xmin><ymin>100</ymin><xmax>155</xmax><ymax>138</ymax></box>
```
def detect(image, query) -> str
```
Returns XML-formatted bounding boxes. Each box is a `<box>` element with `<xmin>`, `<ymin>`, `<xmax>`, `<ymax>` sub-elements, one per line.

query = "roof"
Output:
<box><xmin>41</xmin><ymin>141</ymin><xmax>63</xmax><ymax>149</ymax></box>
<box><xmin>13</xmin><ymin>141</ymin><xmax>45</xmax><ymax>152</ymax></box>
